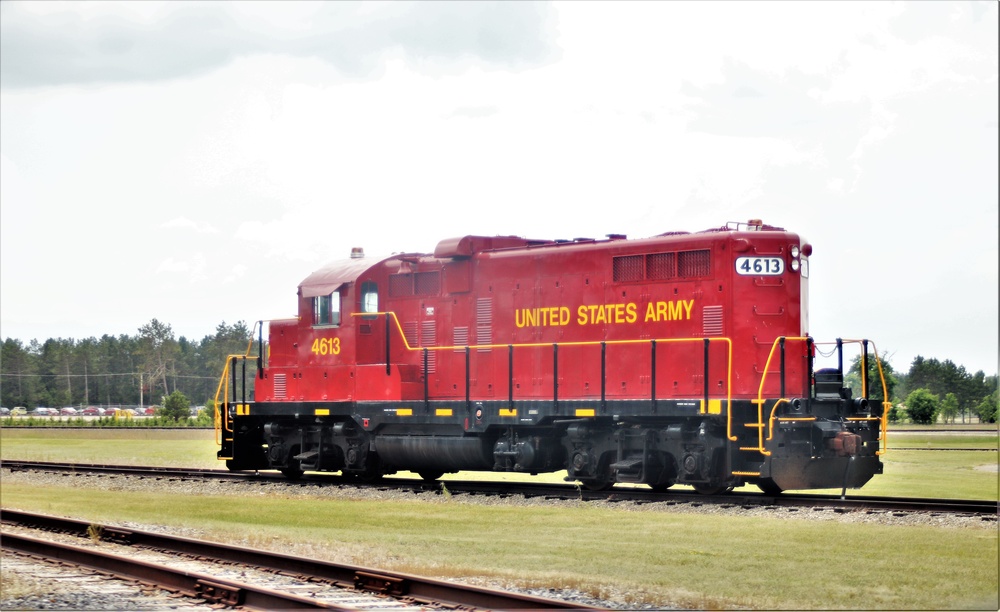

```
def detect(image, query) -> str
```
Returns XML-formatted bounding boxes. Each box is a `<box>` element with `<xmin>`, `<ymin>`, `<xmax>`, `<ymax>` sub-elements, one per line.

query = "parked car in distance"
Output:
<box><xmin>10</xmin><ymin>407</ymin><xmax>27</xmax><ymax>416</ymax></box>
<box><xmin>0</xmin><ymin>407</ymin><xmax>9</xmax><ymax>416</ymax></box>
<box><xmin>143</xmin><ymin>406</ymin><xmax>157</xmax><ymax>416</ymax></box>
<box><xmin>60</xmin><ymin>407</ymin><xmax>78</xmax><ymax>416</ymax></box>
<box><xmin>30</xmin><ymin>407</ymin><xmax>54</xmax><ymax>416</ymax></box>
<box><xmin>80</xmin><ymin>406</ymin><xmax>103</xmax><ymax>416</ymax></box>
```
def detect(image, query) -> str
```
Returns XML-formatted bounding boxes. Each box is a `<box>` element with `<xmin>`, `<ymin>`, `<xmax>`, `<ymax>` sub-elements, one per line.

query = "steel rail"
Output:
<box><xmin>3</xmin><ymin>460</ymin><xmax>997</xmax><ymax>516</ymax></box>
<box><xmin>1</xmin><ymin>459</ymin><xmax>258</xmax><ymax>480</ymax></box>
<box><xmin>891</xmin><ymin>447</ymin><xmax>998</xmax><ymax>451</ymax></box>
<box><xmin>1</xmin><ymin>508</ymin><xmax>592</xmax><ymax>610</ymax></box>
<box><xmin>1</xmin><ymin>531</ymin><xmax>350</xmax><ymax>610</ymax></box>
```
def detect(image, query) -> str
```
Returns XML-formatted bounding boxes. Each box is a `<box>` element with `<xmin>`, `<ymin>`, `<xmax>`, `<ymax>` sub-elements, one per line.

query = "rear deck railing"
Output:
<box><xmin>213</xmin><ymin>322</ymin><xmax>263</xmax><ymax>448</ymax></box>
<box><xmin>751</xmin><ymin>337</ymin><xmax>891</xmax><ymax>457</ymax></box>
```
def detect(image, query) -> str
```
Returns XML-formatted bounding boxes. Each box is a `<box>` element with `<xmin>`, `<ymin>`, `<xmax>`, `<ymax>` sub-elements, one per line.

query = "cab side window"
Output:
<box><xmin>361</xmin><ymin>281</ymin><xmax>379</xmax><ymax>315</ymax></box>
<box><xmin>313</xmin><ymin>291</ymin><xmax>341</xmax><ymax>326</ymax></box>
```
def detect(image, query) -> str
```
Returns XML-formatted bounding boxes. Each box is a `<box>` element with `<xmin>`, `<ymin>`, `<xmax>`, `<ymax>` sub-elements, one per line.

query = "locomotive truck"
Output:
<box><xmin>215</xmin><ymin>219</ymin><xmax>889</xmax><ymax>493</ymax></box>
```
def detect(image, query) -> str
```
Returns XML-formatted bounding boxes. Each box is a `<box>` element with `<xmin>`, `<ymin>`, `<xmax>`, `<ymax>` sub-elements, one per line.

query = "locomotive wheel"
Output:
<box><xmin>418</xmin><ymin>471</ymin><xmax>444</xmax><ymax>482</ymax></box>
<box><xmin>648</xmin><ymin>453</ymin><xmax>677</xmax><ymax>492</ymax></box>
<box><xmin>692</xmin><ymin>483</ymin><xmax>733</xmax><ymax>495</ymax></box>
<box><xmin>353</xmin><ymin>454</ymin><xmax>383</xmax><ymax>483</ymax></box>
<box><xmin>756</xmin><ymin>479</ymin><xmax>783</xmax><ymax>495</ymax></box>
<box><xmin>280</xmin><ymin>461</ymin><xmax>304</xmax><ymax>481</ymax></box>
<box><xmin>579</xmin><ymin>477</ymin><xmax>615</xmax><ymax>491</ymax></box>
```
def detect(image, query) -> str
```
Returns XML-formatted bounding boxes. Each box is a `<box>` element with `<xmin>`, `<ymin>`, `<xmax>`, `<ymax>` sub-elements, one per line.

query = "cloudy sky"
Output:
<box><xmin>1</xmin><ymin>1</ymin><xmax>997</xmax><ymax>376</ymax></box>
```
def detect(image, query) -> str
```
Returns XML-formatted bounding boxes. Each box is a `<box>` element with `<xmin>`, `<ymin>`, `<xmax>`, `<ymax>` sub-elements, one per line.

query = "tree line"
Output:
<box><xmin>1</xmin><ymin>319</ymin><xmax>257</xmax><ymax>410</ymax></box>
<box><xmin>2</xmin><ymin>321</ymin><xmax>997</xmax><ymax>424</ymax></box>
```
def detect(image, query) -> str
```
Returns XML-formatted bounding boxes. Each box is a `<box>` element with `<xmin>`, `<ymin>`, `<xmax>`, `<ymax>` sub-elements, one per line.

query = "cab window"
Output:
<box><xmin>313</xmin><ymin>291</ymin><xmax>341</xmax><ymax>326</ymax></box>
<box><xmin>361</xmin><ymin>281</ymin><xmax>379</xmax><ymax>315</ymax></box>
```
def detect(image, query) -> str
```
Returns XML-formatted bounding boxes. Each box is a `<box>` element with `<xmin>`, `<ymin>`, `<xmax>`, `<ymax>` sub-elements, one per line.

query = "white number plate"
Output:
<box><xmin>736</xmin><ymin>257</ymin><xmax>784</xmax><ymax>276</ymax></box>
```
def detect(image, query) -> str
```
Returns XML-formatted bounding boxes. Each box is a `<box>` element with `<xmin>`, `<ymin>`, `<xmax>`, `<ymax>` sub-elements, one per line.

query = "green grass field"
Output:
<box><xmin>1</xmin><ymin>427</ymin><xmax>997</xmax><ymax>609</ymax></box>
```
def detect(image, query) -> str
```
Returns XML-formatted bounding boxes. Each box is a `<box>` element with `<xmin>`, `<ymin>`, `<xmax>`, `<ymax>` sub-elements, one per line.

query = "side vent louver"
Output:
<box><xmin>273</xmin><ymin>373</ymin><xmax>287</xmax><ymax>399</ymax></box>
<box><xmin>476</xmin><ymin>298</ymin><xmax>493</xmax><ymax>352</ymax></box>
<box><xmin>422</xmin><ymin>320</ymin><xmax>437</xmax><ymax>373</ymax></box>
<box><xmin>453</xmin><ymin>326</ymin><xmax>469</xmax><ymax>353</ymax></box>
<box><xmin>703</xmin><ymin>305</ymin><xmax>724</xmax><ymax>336</ymax></box>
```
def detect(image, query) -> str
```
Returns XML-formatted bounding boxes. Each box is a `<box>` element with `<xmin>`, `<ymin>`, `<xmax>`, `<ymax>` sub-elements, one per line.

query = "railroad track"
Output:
<box><xmin>1</xmin><ymin>508</ymin><xmax>591</xmax><ymax>610</ymax></box>
<box><xmin>4</xmin><ymin>460</ymin><xmax>997</xmax><ymax>517</ymax></box>
<box><xmin>891</xmin><ymin>447</ymin><xmax>998</xmax><ymax>451</ymax></box>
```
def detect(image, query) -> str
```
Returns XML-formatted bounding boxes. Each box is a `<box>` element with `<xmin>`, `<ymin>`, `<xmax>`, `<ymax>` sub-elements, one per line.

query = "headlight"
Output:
<box><xmin>790</xmin><ymin>259</ymin><xmax>801</xmax><ymax>271</ymax></box>
<box><xmin>790</xmin><ymin>245</ymin><xmax>800</xmax><ymax>258</ymax></box>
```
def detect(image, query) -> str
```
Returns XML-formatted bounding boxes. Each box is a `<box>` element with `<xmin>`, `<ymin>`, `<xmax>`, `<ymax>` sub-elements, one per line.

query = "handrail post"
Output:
<box><xmin>836</xmin><ymin>338</ymin><xmax>843</xmax><ymax>375</ymax></box>
<box><xmin>508</xmin><ymin>344</ymin><xmax>514</xmax><ymax>408</ymax></box>
<box><xmin>465</xmin><ymin>346</ymin><xmax>471</xmax><ymax>413</ymax></box>
<box><xmin>257</xmin><ymin>321</ymin><xmax>264</xmax><ymax>379</ymax></box>
<box><xmin>385</xmin><ymin>315</ymin><xmax>391</xmax><ymax>376</ymax></box>
<box><xmin>650</xmin><ymin>340</ymin><xmax>656</xmax><ymax>414</ymax></box>
<box><xmin>423</xmin><ymin>347</ymin><xmax>429</xmax><ymax>411</ymax></box>
<box><xmin>601</xmin><ymin>341</ymin><xmax>607</xmax><ymax>413</ymax></box>
<box><xmin>806</xmin><ymin>336</ymin><xmax>814</xmax><ymax>398</ymax></box>
<box><xmin>553</xmin><ymin>343</ymin><xmax>559</xmax><ymax>411</ymax></box>
<box><xmin>241</xmin><ymin>357</ymin><xmax>246</xmax><ymax>405</ymax></box>
<box><xmin>231</xmin><ymin>358</ymin><xmax>237</xmax><ymax>408</ymax></box>
<box><xmin>779</xmin><ymin>336</ymin><xmax>786</xmax><ymax>399</ymax></box>
<box><xmin>703</xmin><ymin>338</ymin><xmax>710</xmax><ymax>408</ymax></box>
<box><xmin>862</xmin><ymin>339</ymin><xmax>870</xmax><ymax>400</ymax></box>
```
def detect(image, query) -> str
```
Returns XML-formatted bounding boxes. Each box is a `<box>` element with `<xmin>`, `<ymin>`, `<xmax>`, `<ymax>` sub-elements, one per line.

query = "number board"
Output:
<box><xmin>735</xmin><ymin>257</ymin><xmax>784</xmax><ymax>276</ymax></box>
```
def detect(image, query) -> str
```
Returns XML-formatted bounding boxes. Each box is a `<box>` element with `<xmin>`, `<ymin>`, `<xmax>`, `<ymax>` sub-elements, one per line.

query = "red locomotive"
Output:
<box><xmin>216</xmin><ymin>220</ymin><xmax>889</xmax><ymax>493</ymax></box>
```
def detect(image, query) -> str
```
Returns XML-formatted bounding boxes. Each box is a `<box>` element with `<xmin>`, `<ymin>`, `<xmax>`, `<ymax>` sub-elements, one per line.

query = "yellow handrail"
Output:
<box><xmin>213</xmin><ymin>354</ymin><xmax>242</xmax><ymax>445</ymax></box>
<box><xmin>751</xmin><ymin>337</ymin><xmax>811</xmax><ymax>455</ymax></box>
<box><xmin>753</xmin><ymin>337</ymin><xmax>891</xmax><ymax>457</ymax></box>
<box><xmin>832</xmin><ymin>339</ymin><xmax>892</xmax><ymax>456</ymax></box>
<box><xmin>215</xmin><ymin>315</ymin><xmax>891</xmax><ymax>462</ymax></box>
<box><xmin>213</xmin><ymin>322</ymin><xmax>263</xmax><ymax>448</ymax></box>
<box><xmin>352</xmin><ymin>310</ymin><xmax>734</xmax><ymax>418</ymax></box>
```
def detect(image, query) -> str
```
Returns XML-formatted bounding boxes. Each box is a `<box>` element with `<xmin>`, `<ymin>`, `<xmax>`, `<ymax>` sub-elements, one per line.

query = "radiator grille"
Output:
<box><xmin>613</xmin><ymin>255</ymin><xmax>643</xmax><ymax>282</ymax></box>
<box><xmin>679</xmin><ymin>249</ymin><xmax>711</xmax><ymax>277</ymax></box>
<box><xmin>646</xmin><ymin>252</ymin><xmax>676</xmax><ymax>280</ymax></box>
<box><xmin>389</xmin><ymin>273</ymin><xmax>412</xmax><ymax>297</ymax></box>
<box><xmin>415</xmin><ymin>271</ymin><xmax>441</xmax><ymax>295</ymax></box>
<box><xmin>613</xmin><ymin>249</ymin><xmax>710</xmax><ymax>281</ymax></box>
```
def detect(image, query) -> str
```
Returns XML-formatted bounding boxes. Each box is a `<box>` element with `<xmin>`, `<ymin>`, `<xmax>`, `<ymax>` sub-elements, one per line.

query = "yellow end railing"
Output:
<box><xmin>836</xmin><ymin>339</ymin><xmax>892</xmax><ymax>456</ymax></box>
<box><xmin>750</xmin><ymin>337</ymin><xmax>891</xmax><ymax>458</ymax></box>
<box><xmin>213</xmin><ymin>322</ymin><xmax>262</xmax><ymax>448</ymax></box>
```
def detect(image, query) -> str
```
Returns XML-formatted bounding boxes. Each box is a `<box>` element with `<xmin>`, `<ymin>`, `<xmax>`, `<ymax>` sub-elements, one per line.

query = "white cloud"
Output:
<box><xmin>155</xmin><ymin>257</ymin><xmax>189</xmax><ymax>274</ymax></box>
<box><xmin>223</xmin><ymin>264</ymin><xmax>248</xmax><ymax>284</ymax></box>
<box><xmin>162</xmin><ymin>217</ymin><xmax>219</xmax><ymax>234</ymax></box>
<box><xmin>0</xmin><ymin>1</ymin><xmax>557</xmax><ymax>88</ymax></box>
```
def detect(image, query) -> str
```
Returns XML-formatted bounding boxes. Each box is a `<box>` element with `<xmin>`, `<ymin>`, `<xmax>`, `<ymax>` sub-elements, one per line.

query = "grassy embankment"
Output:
<box><xmin>1</xmin><ymin>427</ymin><xmax>997</xmax><ymax>610</ymax></box>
